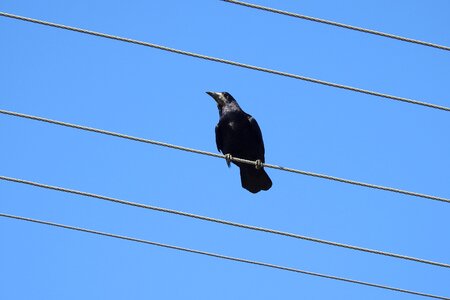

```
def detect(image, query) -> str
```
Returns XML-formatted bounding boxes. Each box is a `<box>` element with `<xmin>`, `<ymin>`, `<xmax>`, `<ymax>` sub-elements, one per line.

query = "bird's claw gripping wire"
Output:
<box><xmin>255</xmin><ymin>159</ymin><xmax>263</xmax><ymax>170</ymax></box>
<box><xmin>225</xmin><ymin>153</ymin><xmax>233</xmax><ymax>167</ymax></box>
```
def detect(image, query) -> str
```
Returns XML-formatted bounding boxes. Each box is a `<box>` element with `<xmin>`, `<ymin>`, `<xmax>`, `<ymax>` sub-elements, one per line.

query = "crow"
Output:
<box><xmin>207</xmin><ymin>91</ymin><xmax>272</xmax><ymax>193</ymax></box>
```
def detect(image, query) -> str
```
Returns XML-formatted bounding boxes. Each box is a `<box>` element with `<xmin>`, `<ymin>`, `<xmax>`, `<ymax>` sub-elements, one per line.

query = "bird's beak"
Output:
<box><xmin>206</xmin><ymin>91</ymin><xmax>218</xmax><ymax>99</ymax></box>
<box><xmin>206</xmin><ymin>91</ymin><xmax>222</xmax><ymax>105</ymax></box>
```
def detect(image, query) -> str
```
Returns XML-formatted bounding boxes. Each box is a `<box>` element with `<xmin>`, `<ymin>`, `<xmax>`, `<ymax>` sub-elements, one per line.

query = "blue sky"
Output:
<box><xmin>1</xmin><ymin>0</ymin><xmax>449</xmax><ymax>299</ymax></box>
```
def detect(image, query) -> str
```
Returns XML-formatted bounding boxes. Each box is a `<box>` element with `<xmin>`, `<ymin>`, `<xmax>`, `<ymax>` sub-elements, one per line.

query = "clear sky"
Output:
<box><xmin>1</xmin><ymin>0</ymin><xmax>449</xmax><ymax>299</ymax></box>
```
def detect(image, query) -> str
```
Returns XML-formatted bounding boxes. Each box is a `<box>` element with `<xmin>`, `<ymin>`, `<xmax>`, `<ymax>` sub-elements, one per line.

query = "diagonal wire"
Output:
<box><xmin>1</xmin><ymin>108</ymin><xmax>449</xmax><ymax>204</ymax></box>
<box><xmin>0</xmin><ymin>11</ymin><xmax>449</xmax><ymax>112</ymax></box>
<box><xmin>2</xmin><ymin>175</ymin><xmax>449</xmax><ymax>269</ymax></box>
<box><xmin>222</xmin><ymin>0</ymin><xmax>450</xmax><ymax>52</ymax></box>
<box><xmin>1</xmin><ymin>213</ymin><xmax>449</xmax><ymax>300</ymax></box>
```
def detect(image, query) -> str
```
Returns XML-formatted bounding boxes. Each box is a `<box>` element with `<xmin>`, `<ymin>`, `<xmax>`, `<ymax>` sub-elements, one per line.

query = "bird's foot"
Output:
<box><xmin>225</xmin><ymin>153</ymin><xmax>233</xmax><ymax>167</ymax></box>
<box><xmin>255</xmin><ymin>159</ymin><xmax>263</xmax><ymax>170</ymax></box>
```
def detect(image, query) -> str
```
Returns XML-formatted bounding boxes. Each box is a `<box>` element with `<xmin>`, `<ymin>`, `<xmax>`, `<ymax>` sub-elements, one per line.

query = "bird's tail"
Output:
<box><xmin>239</xmin><ymin>165</ymin><xmax>272</xmax><ymax>194</ymax></box>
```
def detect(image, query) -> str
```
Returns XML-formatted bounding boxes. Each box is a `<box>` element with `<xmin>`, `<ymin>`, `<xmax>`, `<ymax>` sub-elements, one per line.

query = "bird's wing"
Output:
<box><xmin>247</xmin><ymin>115</ymin><xmax>266</xmax><ymax>162</ymax></box>
<box><xmin>215</xmin><ymin>124</ymin><xmax>223</xmax><ymax>153</ymax></box>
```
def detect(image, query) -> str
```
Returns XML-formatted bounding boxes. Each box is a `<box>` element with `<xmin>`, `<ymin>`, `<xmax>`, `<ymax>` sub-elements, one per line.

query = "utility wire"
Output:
<box><xmin>223</xmin><ymin>0</ymin><xmax>450</xmax><ymax>52</ymax></box>
<box><xmin>1</xmin><ymin>213</ymin><xmax>448</xmax><ymax>300</ymax></box>
<box><xmin>1</xmin><ymin>108</ymin><xmax>449</xmax><ymax>204</ymax></box>
<box><xmin>2</xmin><ymin>175</ymin><xmax>449</xmax><ymax>269</ymax></box>
<box><xmin>0</xmin><ymin>12</ymin><xmax>449</xmax><ymax>112</ymax></box>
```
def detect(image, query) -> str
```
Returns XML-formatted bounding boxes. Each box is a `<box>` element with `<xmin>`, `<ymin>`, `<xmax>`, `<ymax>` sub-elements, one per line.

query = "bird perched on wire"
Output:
<box><xmin>207</xmin><ymin>91</ymin><xmax>272</xmax><ymax>193</ymax></box>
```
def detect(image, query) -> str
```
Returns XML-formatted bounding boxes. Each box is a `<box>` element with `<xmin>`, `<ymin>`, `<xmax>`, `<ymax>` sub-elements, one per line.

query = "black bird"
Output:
<box><xmin>207</xmin><ymin>91</ymin><xmax>272</xmax><ymax>193</ymax></box>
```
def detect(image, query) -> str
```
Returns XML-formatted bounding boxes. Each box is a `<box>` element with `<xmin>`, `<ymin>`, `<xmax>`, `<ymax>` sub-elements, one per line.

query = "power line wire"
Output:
<box><xmin>222</xmin><ymin>0</ymin><xmax>450</xmax><ymax>52</ymax></box>
<box><xmin>1</xmin><ymin>213</ymin><xmax>448</xmax><ymax>300</ymax></box>
<box><xmin>0</xmin><ymin>11</ymin><xmax>449</xmax><ymax>112</ymax></box>
<box><xmin>1</xmin><ymin>108</ymin><xmax>449</xmax><ymax>204</ymax></box>
<box><xmin>2</xmin><ymin>175</ymin><xmax>449</xmax><ymax>269</ymax></box>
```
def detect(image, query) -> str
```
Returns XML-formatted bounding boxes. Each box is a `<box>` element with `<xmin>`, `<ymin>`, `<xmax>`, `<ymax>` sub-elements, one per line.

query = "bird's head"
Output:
<box><xmin>207</xmin><ymin>92</ymin><xmax>243</xmax><ymax>116</ymax></box>
<box><xmin>206</xmin><ymin>91</ymin><xmax>236</xmax><ymax>107</ymax></box>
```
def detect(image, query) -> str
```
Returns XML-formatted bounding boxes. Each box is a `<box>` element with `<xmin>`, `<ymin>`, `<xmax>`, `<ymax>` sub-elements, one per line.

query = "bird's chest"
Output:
<box><xmin>222</xmin><ymin>118</ymin><xmax>251</xmax><ymax>137</ymax></box>
<box><xmin>219</xmin><ymin>120</ymin><xmax>253</xmax><ymax>154</ymax></box>
<box><xmin>227</xmin><ymin>120</ymin><xmax>243</xmax><ymax>132</ymax></box>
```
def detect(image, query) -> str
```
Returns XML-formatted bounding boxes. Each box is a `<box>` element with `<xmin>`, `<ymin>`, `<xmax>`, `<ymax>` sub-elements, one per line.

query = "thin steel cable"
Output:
<box><xmin>1</xmin><ymin>108</ymin><xmax>449</xmax><ymax>204</ymax></box>
<box><xmin>223</xmin><ymin>0</ymin><xmax>450</xmax><ymax>52</ymax></box>
<box><xmin>1</xmin><ymin>213</ymin><xmax>448</xmax><ymax>300</ymax></box>
<box><xmin>2</xmin><ymin>175</ymin><xmax>449</xmax><ymax>269</ymax></box>
<box><xmin>0</xmin><ymin>12</ymin><xmax>449</xmax><ymax>112</ymax></box>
